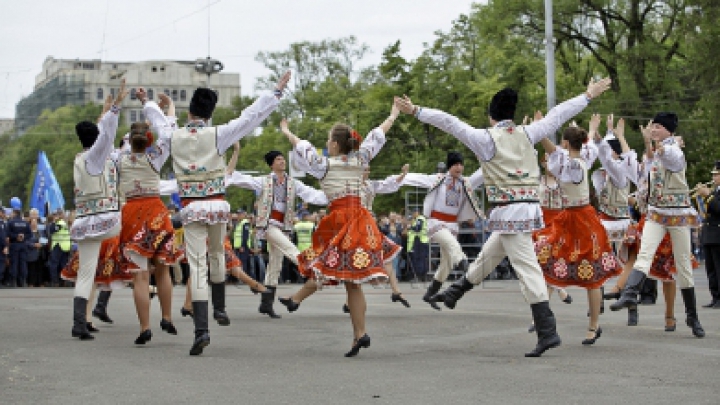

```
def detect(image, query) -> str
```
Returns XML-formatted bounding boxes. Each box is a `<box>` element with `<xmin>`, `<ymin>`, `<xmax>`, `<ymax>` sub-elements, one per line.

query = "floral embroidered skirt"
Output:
<box><xmin>534</xmin><ymin>205</ymin><xmax>622</xmax><ymax>289</ymax></box>
<box><xmin>298</xmin><ymin>196</ymin><xmax>399</xmax><ymax>284</ymax></box>
<box><xmin>61</xmin><ymin>236</ymin><xmax>133</xmax><ymax>288</ymax></box>
<box><xmin>120</xmin><ymin>197</ymin><xmax>183</xmax><ymax>272</ymax></box>
<box><xmin>623</xmin><ymin>215</ymin><xmax>699</xmax><ymax>282</ymax></box>
<box><xmin>224</xmin><ymin>236</ymin><xmax>242</xmax><ymax>270</ymax></box>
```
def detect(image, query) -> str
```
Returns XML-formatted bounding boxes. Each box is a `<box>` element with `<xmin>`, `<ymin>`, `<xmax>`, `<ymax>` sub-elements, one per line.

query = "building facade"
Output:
<box><xmin>15</xmin><ymin>56</ymin><xmax>241</xmax><ymax>133</ymax></box>
<box><xmin>0</xmin><ymin>119</ymin><xmax>14</xmax><ymax>136</ymax></box>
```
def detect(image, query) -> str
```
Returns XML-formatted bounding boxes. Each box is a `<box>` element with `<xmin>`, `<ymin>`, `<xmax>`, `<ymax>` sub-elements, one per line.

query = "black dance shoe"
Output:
<box><xmin>160</xmin><ymin>319</ymin><xmax>178</xmax><ymax>335</ymax></box>
<box><xmin>665</xmin><ymin>317</ymin><xmax>676</xmax><ymax>332</ymax></box>
<box><xmin>562</xmin><ymin>294</ymin><xmax>573</xmax><ymax>304</ymax></box>
<box><xmin>344</xmin><ymin>334</ymin><xmax>371</xmax><ymax>357</ymax></box>
<box><xmin>213</xmin><ymin>310</ymin><xmax>230</xmax><ymax>326</ymax></box>
<box><xmin>189</xmin><ymin>331</ymin><xmax>210</xmax><ymax>356</ymax></box>
<box><xmin>528</xmin><ymin>323</ymin><xmax>536</xmax><ymax>333</ymax></box>
<box><xmin>86</xmin><ymin>322</ymin><xmax>99</xmax><ymax>333</ymax></box>
<box><xmin>342</xmin><ymin>304</ymin><xmax>350</xmax><ymax>314</ymax></box>
<box><xmin>180</xmin><ymin>307</ymin><xmax>194</xmax><ymax>318</ymax></box>
<box><xmin>279</xmin><ymin>297</ymin><xmax>300</xmax><ymax>312</ymax></box>
<box><xmin>134</xmin><ymin>329</ymin><xmax>152</xmax><ymax>345</ymax></box>
<box><xmin>581</xmin><ymin>327</ymin><xmax>602</xmax><ymax>345</ymax></box>
<box><xmin>391</xmin><ymin>293</ymin><xmax>411</xmax><ymax>308</ymax></box>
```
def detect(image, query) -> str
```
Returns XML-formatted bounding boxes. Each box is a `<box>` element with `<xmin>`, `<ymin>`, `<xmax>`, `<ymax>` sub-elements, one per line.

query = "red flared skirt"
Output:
<box><xmin>120</xmin><ymin>197</ymin><xmax>183</xmax><ymax>271</ymax></box>
<box><xmin>535</xmin><ymin>205</ymin><xmax>623</xmax><ymax>289</ymax></box>
<box><xmin>624</xmin><ymin>215</ymin><xmax>699</xmax><ymax>282</ymax></box>
<box><xmin>224</xmin><ymin>236</ymin><xmax>242</xmax><ymax>270</ymax></box>
<box><xmin>297</xmin><ymin>196</ymin><xmax>399</xmax><ymax>284</ymax></box>
<box><xmin>61</xmin><ymin>236</ymin><xmax>133</xmax><ymax>287</ymax></box>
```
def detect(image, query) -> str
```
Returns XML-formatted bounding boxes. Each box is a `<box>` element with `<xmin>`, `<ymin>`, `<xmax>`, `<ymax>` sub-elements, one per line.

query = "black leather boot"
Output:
<box><xmin>430</xmin><ymin>276</ymin><xmax>474</xmax><ymax>309</ymax></box>
<box><xmin>680</xmin><ymin>288</ymin><xmax>705</xmax><ymax>338</ymax></box>
<box><xmin>525</xmin><ymin>301</ymin><xmax>561</xmax><ymax>357</ymax></box>
<box><xmin>189</xmin><ymin>301</ymin><xmax>210</xmax><ymax>355</ymax></box>
<box><xmin>639</xmin><ymin>278</ymin><xmax>657</xmax><ymax>305</ymax></box>
<box><xmin>609</xmin><ymin>269</ymin><xmax>646</xmax><ymax>311</ymax></box>
<box><xmin>71</xmin><ymin>297</ymin><xmax>94</xmax><ymax>340</ymax></box>
<box><xmin>211</xmin><ymin>282</ymin><xmax>230</xmax><ymax>326</ymax></box>
<box><xmin>422</xmin><ymin>280</ymin><xmax>443</xmax><ymax>310</ymax></box>
<box><xmin>259</xmin><ymin>286</ymin><xmax>281</xmax><ymax>319</ymax></box>
<box><xmin>92</xmin><ymin>290</ymin><xmax>113</xmax><ymax>323</ymax></box>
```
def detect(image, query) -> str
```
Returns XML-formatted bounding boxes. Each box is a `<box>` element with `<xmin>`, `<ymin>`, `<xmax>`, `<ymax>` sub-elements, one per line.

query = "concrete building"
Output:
<box><xmin>15</xmin><ymin>56</ymin><xmax>240</xmax><ymax>133</ymax></box>
<box><xmin>0</xmin><ymin>118</ymin><xmax>14</xmax><ymax>136</ymax></box>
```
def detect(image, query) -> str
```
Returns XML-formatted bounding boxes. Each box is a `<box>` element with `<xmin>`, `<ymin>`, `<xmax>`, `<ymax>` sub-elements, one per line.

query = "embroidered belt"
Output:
<box><xmin>180</xmin><ymin>195</ymin><xmax>225</xmax><ymax>208</ymax></box>
<box><xmin>490</xmin><ymin>199</ymin><xmax>539</xmax><ymax>208</ymax></box>
<box><xmin>270</xmin><ymin>210</ymin><xmax>285</xmax><ymax>222</ymax></box>
<box><xmin>430</xmin><ymin>211</ymin><xmax>458</xmax><ymax>222</ymax></box>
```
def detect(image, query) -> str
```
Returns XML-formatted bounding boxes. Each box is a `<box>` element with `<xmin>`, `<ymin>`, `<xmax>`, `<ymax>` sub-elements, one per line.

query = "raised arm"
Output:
<box><xmin>216</xmin><ymin>71</ymin><xmax>291</xmax><ymax>154</ymax></box>
<box><xmin>524</xmin><ymin>78</ymin><xmax>612</xmax><ymax>144</ymax></box>
<box><xmin>282</xmin><ymin>119</ymin><xmax>329</xmax><ymax>179</ymax></box>
<box><xmin>224</xmin><ymin>171</ymin><xmax>262</xmax><ymax>192</ymax></box>
<box><xmin>468</xmin><ymin>166</ymin><xmax>484</xmax><ymax>190</ymax></box>
<box><xmin>139</xmin><ymin>88</ymin><xmax>174</xmax><ymax>142</ymax></box>
<box><xmin>86</xmin><ymin>79</ymin><xmax>127</xmax><ymax>175</ymax></box>
<box><xmin>294</xmin><ymin>180</ymin><xmax>329</xmax><ymax>206</ymax></box>
<box><xmin>402</xmin><ymin>173</ymin><xmax>440</xmax><ymax>189</ymax></box>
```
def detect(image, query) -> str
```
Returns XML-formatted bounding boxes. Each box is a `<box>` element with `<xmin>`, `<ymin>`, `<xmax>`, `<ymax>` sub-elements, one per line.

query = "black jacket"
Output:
<box><xmin>702</xmin><ymin>188</ymin><xmax>720</xmax><ymax>245</ymax></box>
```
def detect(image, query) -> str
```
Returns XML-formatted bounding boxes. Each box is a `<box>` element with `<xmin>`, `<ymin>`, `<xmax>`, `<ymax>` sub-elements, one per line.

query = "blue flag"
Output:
<box><xmin>30</xmin><ymin>151</ymin><xmax>65</xmax><ymax>217</ymax></box>
<box><xmin>167</xmin><ymin>172</ymin><xmax>181</xmax><ymax>208</ymax></box>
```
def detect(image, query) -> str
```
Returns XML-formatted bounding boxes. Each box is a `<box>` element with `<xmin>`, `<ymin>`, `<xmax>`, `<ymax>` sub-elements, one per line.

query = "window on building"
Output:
<box><xmin>139</xmin><ymin>111</ymin><xmax>146</xmax><ymax>122</ymax></box>
<box><xmin>160</xmin><ymin>66</ymin><xmax>165</xmax><ymax>72</ymax></box>
<box><xmin>112</xmin><ymin>64</ymin><xmax>118</xmax><ymax>69</ymax></box>
<box><xmin>97</xmin><ymin>88</ymin><xmax>103</xmax><ymax>100</ymax></box>
<box><xmin>110</xmin><ymin>88</ymin><xmax>116</xmax><ymax>98</ymax></box>
<box><xmin>164</xmin><ymin>89</ymin><xmax>170</xmax><ymax>96</ymax></box>
<box><xmin>147</xmin><ymin>88</ymin><xmax>154</xmax><ymax>100</ymax></box>
<box><xmin>180</xmin><ymin>89</ymin><xmax>187</xmax><ymax>101</ymax></box>
<box><xmin>152</xmin><ymin>66</ymin><xmax>157</xmax><ymax>72</ymax></box>
<box><xmin>82</xmin><ymin>62</ymin><xmax>94</xmax><ymax>70</ymax></box>
<box><xmin>130</xmin><ymin>110</ymin><xmax>137</xmax><ymax>122</ymax></box>
<box><xmin>171</xmin><ymin>89</ymin><xmax>178</xmax><ymax>101</ymax></box>
<box><xmin>130</xmin><ymin>88</ymin><xmax>137</xmax><ymax>100</ymax></box>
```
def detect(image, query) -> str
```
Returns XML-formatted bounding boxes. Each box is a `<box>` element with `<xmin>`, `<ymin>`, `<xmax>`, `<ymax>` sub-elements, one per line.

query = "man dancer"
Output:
<box><xmin>225</xmin><ymin>150</ymin><xmax>327</xmax><ymax>319</ymax></box>
<box><xmin>142</xmin><ymin>71</ymin><xmax>290</xmax><ymax>355</ymax></box>
<box><xmin>403</xmin><ymin>152</ymin><xmax>484</xmax><ymax>310</ymax></box>
<box><xmin>610</xmin><ymin>113</ymin><xmax>705</xmax><ymax>338</ymax></box>
<box><xmin>70</xmin><ymin>80</ymin><xmax>126</xmax><ymax>339</ymax></box>
<box><xmin>395</xmin><ymin>78</ymin><xmax>612</xmax><ymax>357</ymax></box>
<box><xmin>697</xmin><ymin>161</ymin><xmax>720</xmax><ymax>308</ymax></box>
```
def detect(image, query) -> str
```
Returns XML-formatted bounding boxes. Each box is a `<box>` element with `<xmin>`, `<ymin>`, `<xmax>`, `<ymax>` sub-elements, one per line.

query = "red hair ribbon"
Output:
<box><xmin>146</xmin><ymin>131</ymin><xmax>154</xmax><ymax>145</ymax></box>
<box><xmin>350</xmin><ymin>129</ymin><xmax>362</xmax><ymax>144</ymax></box>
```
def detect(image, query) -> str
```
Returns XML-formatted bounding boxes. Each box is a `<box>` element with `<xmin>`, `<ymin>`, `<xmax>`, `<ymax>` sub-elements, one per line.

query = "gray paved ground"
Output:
<box><xmin>1</xmin><ymin>273</ymin><xmax>718</xmax><ymax>405</ymax></box>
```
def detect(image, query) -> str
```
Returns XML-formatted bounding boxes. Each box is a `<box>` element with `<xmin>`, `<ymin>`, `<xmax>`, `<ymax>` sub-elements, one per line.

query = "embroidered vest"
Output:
<box><xmin>255</xmin><ymin>174</ymin><xmax>296</xmax><ymax>231</ymax></box>
<box><xmin>73</xmin><ymin>153</ymin><xmax>119</xmax><ymax>218</ymax></box>
<box><xmin>320</xmin><ymin>155</ymin><xmax>366</xmax><ymax>203</ymax></box>
<box><xmin>598</xmin><ymin>170</ymin><xmax>630</xmax><ymax>218</ymax></box>
<box><xmin>539</xmin><ymin>175</ymin><xmax>563</xmax><ymax>210</ymax></box>
<box><xmin>559</xmin><ymin>158</ymin><xmax>590</xmax><ymax>208</ymax></box>
<box><xmin>483</xmin><ymin>126</ymin><xmax>540</xmax><ymax>203</ymax></box>
<box><xmin>647</xmin><ymin>158</ymin><xmax>690</xmax><ymax>208</ymax></box>
<box><xmin>425</xmin><ymin>174</ymin><xmax>483</xmax><ymax>221</ymax></box>
<box><xmin>171</xmin><ymin>126</ymin><xmax>226</xmax><ymax>199</ymax></box>
<box><xmin>362</xmin><ymin>181</ymin><xmax>375</xmax><ymax>210</ymax></box>
<box><xmin>118</xmin><ymin>152</ymin><xmax>160</xmax><ymax>199</ymax></box>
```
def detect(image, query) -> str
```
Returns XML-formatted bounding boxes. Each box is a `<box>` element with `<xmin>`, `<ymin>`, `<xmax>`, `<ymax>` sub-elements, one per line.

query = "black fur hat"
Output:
<box><xmin>446</xmin><ymin>151</ymin><xmax>463</xmax><ymax>168</ymax></box>
<box><xmin>607</xmin><ymin>138</ymin><xmax>622</xmax><ymax>156</ymax></box>
<box><xmin>488</xmin><ymin>88</ymin><xmax>518</xmax><ymax>121</ymax></box>
<box><xmin>76</xmin><ymin>121</ymin><xmax>100</xmax><ymax>148</ymax></box>
<box><xmin>651</xmin><ymin>112</ymin><xmax>678</xmax><ymax>133</ymax></box>
<box><xmin>711</xmin><ymin>161</ymin><xmax>720</xmax><ymax>174</ymax></box>
<box><xmin>264</xmin><ymin>150</ymin><xmax>283</xmax><ymax>167</ymax></box>
<box><xmin>189</xmin><ymin>88</ymin><xmax>218</xmax><ymax>119</ymax></box>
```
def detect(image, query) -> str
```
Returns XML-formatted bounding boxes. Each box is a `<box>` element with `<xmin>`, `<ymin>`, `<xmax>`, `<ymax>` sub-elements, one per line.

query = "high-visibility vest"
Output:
<box><xmin>233</xmin><ymin>219</ymin><xmax>249</xmax><ymax>249</ymax></box>
<box><xmin>294</xmin><ymin>221</ymin><xmax>314</xmax><ymax>252</ymax></box>
<box><xmin>415</xmin><ymin>215</ymin><xmax>429</xmax><ymax>243</ymax></box>
<box><xmin>52</xmin><ymin>220</ymin><xmax>71</xmax><ymax>252</ymax></box>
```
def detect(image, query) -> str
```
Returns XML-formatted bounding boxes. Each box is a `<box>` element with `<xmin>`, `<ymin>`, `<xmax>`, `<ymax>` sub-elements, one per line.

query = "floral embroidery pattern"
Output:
<box><xmin>352</xmin><ymin>248</ymin><xmax>370</xmax><ymax>269</ymax></box>
<box><xmin>577</xmin><ymin>260</ymin><xmax>594</xmax><ymax>280</ymax></box>
<box><xmin>553</xmin><ymin>259</ymin><xmax>568</xmax><ymax>278</ymax></box>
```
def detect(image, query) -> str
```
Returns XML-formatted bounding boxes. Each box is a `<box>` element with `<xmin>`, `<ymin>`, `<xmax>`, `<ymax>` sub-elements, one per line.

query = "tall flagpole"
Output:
<box><xmin>545</xmin><ymin>0</ymin><xmax>557</xmax><ymax>143</ymax></box>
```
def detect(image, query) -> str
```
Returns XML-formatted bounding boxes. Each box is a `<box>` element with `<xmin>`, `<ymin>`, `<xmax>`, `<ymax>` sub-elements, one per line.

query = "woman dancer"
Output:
<box><xmin>535</xmin><ymin>119</ymin><xmax>622</xmax><ymax>345</ymax></box>
<box><xmin>342</xmin><ymin>163</ymin><xmax>411</xmax><ymax>313</ymax></box>
<box><xmin>119</xmin><ymin>90</ymin><xmax>183</xmax><ymax>345</ymax></box>
<box><xmin>277</xmin><ymin>101</ymin><xmax>401</xmax><ymax>357</ymax></box>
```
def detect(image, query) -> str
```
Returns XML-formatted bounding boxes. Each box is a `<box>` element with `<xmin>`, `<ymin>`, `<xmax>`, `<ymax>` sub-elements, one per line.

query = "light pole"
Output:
<box><xmin>194</xmin><ymin>56</ymin><xmax>224</xmax><ymax>88</ymax></box>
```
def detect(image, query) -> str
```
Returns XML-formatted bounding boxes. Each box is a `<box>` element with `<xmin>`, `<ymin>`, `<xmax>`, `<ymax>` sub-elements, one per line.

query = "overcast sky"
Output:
<box><xmin>0</xmin><ymin>0</ymin><xmax>479</xmax><ymax>118</ymax></box>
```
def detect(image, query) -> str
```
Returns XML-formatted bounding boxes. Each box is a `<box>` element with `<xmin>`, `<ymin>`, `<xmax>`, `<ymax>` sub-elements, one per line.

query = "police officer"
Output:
<box><xmin>698</xmin><ymin>161</ymin><xmax>720</xmax><ymax>308</ymax></box>
<box><xmin>6</xmin><ymin>197</ymin><xmax>31</xmax><ymax>288</ymax></box>
<box><xmin>408</xmin><ymin>210</ymin><xmax>429</xmax><ymax>280</ymax></box>
<box><xmin>0</xmin><ymin>207</ymin><xmax>8</xmax><ymax>287</ymax></box>
<box><xmin>47</xmin><ymin>214</ymin><xmax>71</xmax><ymax>287</ymax></box>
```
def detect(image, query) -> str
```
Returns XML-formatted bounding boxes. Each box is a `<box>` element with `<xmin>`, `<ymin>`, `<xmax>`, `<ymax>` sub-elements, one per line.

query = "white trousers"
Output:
<box><xmin>184</xmin><ymin>222</ymin><xmax>226</xmax><ymax>302</ymax></box>
<box><xmin>264</xmin><ymin>226</ymin><xmax>300</xmax><ymax>287</ymax></box>
<box><xmin>634</xmin><ymin>220</ymin><xmax>694</xmax><ymax>288</ymax></box>
<box><xmin>465</xmin><ymin>232</ymin><xmax>549</xmax><ymax>304</ymax></box>
<box><xmin>431</xmin><ymin>228</ymin><xmax>467</xmax><ymax>283</ymax></box>
<box><xmin>74</xmin><ymin>221</ymin><xmax>121</xmax><ymax>300</ymax></box>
